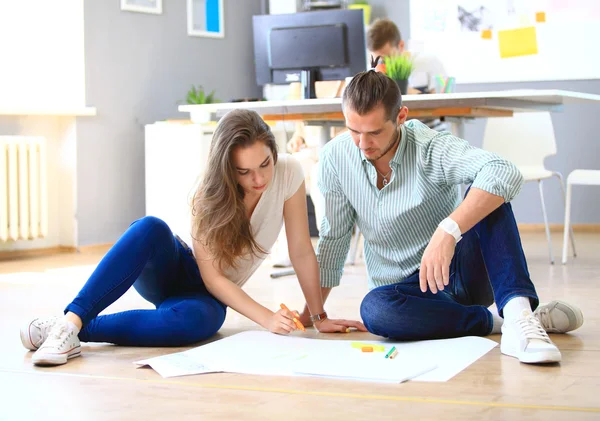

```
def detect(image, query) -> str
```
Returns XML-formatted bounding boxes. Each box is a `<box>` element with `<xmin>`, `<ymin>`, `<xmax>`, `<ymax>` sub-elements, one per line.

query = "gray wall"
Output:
<box><xmin>76</xmin><ymin>0</ymin><xmax>263</xmax><ymax>245</ymax></box>
<box><xmin>370</xmin><ymin>0</ymin><xmax>600</xmax><ymax>224</ymax></box>
<box><xmin>74</xmin><ymin>0</ymin><xmax>600</xmax><ymax>247</ymax></box>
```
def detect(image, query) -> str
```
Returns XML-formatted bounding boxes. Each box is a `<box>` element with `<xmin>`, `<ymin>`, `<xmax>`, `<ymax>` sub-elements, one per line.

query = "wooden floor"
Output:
<box><xmin>1</xmin><ymin>232</ymin><xmax>599</xmax><ymax>421</ymax></box>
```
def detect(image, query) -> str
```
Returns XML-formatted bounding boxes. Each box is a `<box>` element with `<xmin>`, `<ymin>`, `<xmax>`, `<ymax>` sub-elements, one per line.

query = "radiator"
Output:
<box><xmin>0</xmin><ymin>136</ymin><xmax>48</xmax><ymax>242</ymax></box>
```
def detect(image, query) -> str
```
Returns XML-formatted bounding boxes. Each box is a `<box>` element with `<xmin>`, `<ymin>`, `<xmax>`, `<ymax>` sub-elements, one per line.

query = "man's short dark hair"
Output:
<box><xmin>367</xmin><ymin>18</ymin><xmax>402</xmax><ymax>52</ymax></box>
<box><xmin>342</xmin><ymin>70</ymin><xmax>402</xmax><ymax>121</ymax></box>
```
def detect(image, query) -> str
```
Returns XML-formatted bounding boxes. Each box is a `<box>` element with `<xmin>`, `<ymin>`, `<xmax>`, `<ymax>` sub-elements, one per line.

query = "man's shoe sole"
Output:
<box><xmin>542</xmin><ymin>300</ymin><xmax>584</xmax><ymax>333</ymax></box>
<box><xmin>501</xmin><ymin>344</ymin><xmax>562</xmax><ymax>364</ymax></box>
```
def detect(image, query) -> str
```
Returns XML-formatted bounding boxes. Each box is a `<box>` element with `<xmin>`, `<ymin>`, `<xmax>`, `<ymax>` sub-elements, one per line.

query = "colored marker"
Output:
<box><xmin>385</xmin><ymin>346</ymin><xmax>397</xmax><ymax>359</ymax></box>
<box><xmin>279</xmin><ymin>303</ymin><xmax>305</xmax><ymax>331</ymax></box>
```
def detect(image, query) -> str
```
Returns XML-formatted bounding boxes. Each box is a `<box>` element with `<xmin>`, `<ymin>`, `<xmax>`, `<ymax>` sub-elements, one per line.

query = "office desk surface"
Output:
<box><xmin>179</xmin><ymin>90</ymin><xmax>600</xmax><ymax>122</ymax></box>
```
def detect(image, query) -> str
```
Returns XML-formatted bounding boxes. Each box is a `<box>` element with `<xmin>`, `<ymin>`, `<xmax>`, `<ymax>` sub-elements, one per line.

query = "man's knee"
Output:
<box><xmin>360</xmin><ymin>289</ymin><xmax>397</xmax><ymax>337</ymax></box>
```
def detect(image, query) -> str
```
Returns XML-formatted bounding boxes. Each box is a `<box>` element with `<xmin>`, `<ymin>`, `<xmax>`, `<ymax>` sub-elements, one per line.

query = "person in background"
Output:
<box><xmin>271</xmin><ymin>123</ymin><xmax>320</xmax><ymax>268</ymax></box>
<box><xmin>367</xmin><ymin>18</ymin><xmax>448</xmax><ymax>131</ymax></box>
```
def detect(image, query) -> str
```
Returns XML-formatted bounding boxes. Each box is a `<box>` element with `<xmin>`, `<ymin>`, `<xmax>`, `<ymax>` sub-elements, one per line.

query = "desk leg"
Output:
<box><xmin>305</xmin><ymin>121</ymin><xmax>346</xmax><ymax>147</ymax></box>
<box><xmin>447</xmin><ymin>117</ymin><xmax>467</xmax><ymax>139</ymax></box>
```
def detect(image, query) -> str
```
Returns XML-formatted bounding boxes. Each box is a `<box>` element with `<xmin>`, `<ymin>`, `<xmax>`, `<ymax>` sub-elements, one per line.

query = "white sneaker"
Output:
<box><xmin>534</xmin><ymin>300</ymin><xmax>584</xmax><ymax>333</ymax></box>
<box><xmin>20</xmin><ymin>316</ymin><xmax>60</xmax><ymax>350</ymax></box>
<box><xmin>31</xmin><ymin>320</ymin><xmax>81</xmax><ymax>366</ymax></box>
<box><xmin>501</xmin><ymin>309</ymin><xmax>561</xmax><ymax>364</ymax></box>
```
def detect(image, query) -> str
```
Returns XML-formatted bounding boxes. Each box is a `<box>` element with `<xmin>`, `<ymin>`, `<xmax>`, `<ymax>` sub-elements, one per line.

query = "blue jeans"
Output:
<box><xmin>65</xmin><ymin>216</ymin><xmax>226</xmax><ymax>346</ymax></box>
<box><xmin>360</xmin><ymin>200</ymin><xmax>538</xmax><ymax>340</ymax></box>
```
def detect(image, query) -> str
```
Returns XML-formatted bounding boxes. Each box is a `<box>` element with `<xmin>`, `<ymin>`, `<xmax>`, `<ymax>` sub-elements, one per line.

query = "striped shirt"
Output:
<box><xmin>316</xmin><ymin>119</ymin><xmax>524</xmax><ymax>290</ymax></box>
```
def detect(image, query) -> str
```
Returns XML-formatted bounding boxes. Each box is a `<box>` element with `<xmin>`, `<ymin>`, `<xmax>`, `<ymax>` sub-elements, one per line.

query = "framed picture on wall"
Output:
<box><xmin>121</xmin><ymin>0</ymin><xmax>162</xmax><ymax>15</ymax></box>
<box><xmin>187</xmin><ymin>0</ymin><xmax>224</xmax><ymax>38</ymax></box>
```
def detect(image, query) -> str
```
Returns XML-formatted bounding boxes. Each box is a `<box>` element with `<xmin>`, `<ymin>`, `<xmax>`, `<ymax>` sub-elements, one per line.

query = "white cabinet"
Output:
<box><xmin>144</xmin><ymin>122</ymin><xmax>215</xmax><ymax>241</ymax></box>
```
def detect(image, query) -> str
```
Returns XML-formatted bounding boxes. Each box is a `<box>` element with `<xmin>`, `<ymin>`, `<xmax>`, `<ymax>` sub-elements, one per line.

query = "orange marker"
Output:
<box><xmin>280</xmin><ymin>303</ymin><xmax>305</xmax><ymax>331</ymax></box>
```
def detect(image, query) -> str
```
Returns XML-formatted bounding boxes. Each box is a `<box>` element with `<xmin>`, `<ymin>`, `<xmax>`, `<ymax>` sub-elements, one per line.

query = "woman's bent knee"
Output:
<box><xmin>162</xmin><ymin>299</ymin><xmax>226</xmax><ymax>345</ymax></box>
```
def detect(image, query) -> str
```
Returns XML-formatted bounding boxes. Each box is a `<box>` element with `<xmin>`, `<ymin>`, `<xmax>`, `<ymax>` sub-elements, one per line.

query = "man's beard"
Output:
<box><xmin>370</xmin><ymin>125</ymin><xmax>401</xmax><ymax>162</ymax></box>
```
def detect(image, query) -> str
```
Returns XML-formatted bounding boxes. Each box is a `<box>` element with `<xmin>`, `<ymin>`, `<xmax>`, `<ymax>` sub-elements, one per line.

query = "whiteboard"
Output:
<box><xmin>409</xmin><ymin>0</ymin><xmax>600</xmax><ymax>84</ymax></box>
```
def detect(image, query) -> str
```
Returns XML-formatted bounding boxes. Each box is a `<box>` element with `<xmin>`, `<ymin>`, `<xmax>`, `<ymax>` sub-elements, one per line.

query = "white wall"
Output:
<box><xmin>76</xmin><ymin>0</ymin><xmax>263</xmax><ymax>246</ymax></box>
<box><xmin>0</xmin><ymin>0</ymin><xmax>86</xmax><ymax>110</ymax></box>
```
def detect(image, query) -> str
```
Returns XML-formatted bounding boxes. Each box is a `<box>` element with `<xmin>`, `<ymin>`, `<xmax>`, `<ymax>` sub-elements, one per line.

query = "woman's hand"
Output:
<box><xmin>314</xmin><ymin>317</ymin><xmax>367</xmax><ymax>333</ymax></box>
<box><xmin>266</xmin><ymin>308</ymin><xmax>298</xmax><ymax>335</ymax></box>
<box><xmin>298</xmin><ymin>310</ymin><xmax>313</xmax><ymax>328</ymax></box>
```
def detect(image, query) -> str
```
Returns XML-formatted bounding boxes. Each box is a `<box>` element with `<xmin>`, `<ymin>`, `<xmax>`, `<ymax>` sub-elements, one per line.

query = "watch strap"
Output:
<box><xmin>309</xmin><ymin>311</ymin><xmax>328</xmax><ymax>323</ymax></box>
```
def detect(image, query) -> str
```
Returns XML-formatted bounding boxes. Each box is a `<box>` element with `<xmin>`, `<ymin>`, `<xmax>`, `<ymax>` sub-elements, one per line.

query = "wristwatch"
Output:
<box><xmin>438</xmin><ymin>217</ymin><xmax>462</xmax><ymax>243</ymax></box>
<box><xmin>310</xmin><ymin>311</ymin><xmax>328</xmax><ymax>323</ymax></box>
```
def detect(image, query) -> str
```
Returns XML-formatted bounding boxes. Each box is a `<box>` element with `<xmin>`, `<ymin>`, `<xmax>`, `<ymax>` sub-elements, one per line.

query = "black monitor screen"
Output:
<box><xmin>269</xmin><ymin>24</ymin><xmax>347</xmax><ymax>70</ymax></box>
<box><xmin>253</xmin><ymin>9</ymin><xmax>366</xmax><ymax>98</ymax></box>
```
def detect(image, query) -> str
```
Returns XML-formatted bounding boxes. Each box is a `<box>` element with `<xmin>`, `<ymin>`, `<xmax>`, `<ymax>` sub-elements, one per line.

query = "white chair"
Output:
<box><xmin>482</xmin><ymin>112</ymin><xmax>576</xmax><ymax>264</ymax></box>
<box><xmin>562</xmin><ymin>170</ymin><xmax>600</xmax><ymax>264</ymax></box>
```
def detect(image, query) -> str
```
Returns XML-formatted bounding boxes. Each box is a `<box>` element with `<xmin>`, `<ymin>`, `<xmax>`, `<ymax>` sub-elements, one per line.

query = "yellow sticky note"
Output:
<box><xmin>498</xmin><ymin>26</ymin><xmax>538</xmax><ymax>58</ymax></box>
<box><xmin>481</xmin><ymin>29</ymin><xmax>492</xmax><ymax>40</ymax></box>
<box><xmin>351</xmin><ymin>342</ymin><xmax>385</xmax><ymax>352</ymax></box>
<box><xmin>536</xmin><ymin>11</ymin><xmax>546</xmax><ymax>22</ymax></box>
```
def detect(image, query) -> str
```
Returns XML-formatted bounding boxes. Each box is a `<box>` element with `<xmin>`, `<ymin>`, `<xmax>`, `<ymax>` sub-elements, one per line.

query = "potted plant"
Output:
<box><xmin>348</xmin><ymin>0</ymin><xmax>371</xmax><ymax>27</ymax></box>
<box><xmin>383</xmin><ymin>54</ymin><xmax>413</xmax><ymax>95</ymax></box>
<box><xmin>185</xmin><ymin>85</ymin><xmax>218</xmax><ymax>124</ymax></box>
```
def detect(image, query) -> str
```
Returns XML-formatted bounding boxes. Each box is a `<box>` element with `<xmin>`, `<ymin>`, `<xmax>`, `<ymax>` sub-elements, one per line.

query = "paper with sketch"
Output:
<box><xmin>135</xmin><ymin>331</ymin><xmax>497</xmax><ymax>382</ymax></box>
<box><xmin>135</xmin><ymin>351</ymin><xmax>220</xmax><ymax>378</ymax></box>
<box><xmin>182</xmin><ymin>332</ymin><xmax>434</xmax><ymax>382</ymax></box>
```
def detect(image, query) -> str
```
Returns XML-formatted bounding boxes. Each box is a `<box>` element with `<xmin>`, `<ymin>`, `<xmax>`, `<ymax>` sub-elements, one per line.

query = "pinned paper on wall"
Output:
<box><xmin>481</xmin><ymin>29</ymin><xmax>492</xmax><ymax>39</ymax></box>
<box><xmin>518</xmin><ymin>14</ymin><xmax>532</xmax><ymax>26</ymax></box>
<box><xmin>536</xmin><ymin>11</ymin><xmax>546</xmax><ymax>22</ymax></box>
<box><xmin>187</xmin><ymin>0</ymin><xmax>224</xmax><ymax>38</ymax></box>
<box><xmin>498</xmin><ymin>26</ymin><xmax>538</xmax><ymax>58</ymax></box>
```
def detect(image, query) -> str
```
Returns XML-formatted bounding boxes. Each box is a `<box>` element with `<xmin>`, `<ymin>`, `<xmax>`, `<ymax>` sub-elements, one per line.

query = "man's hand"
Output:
<box><xmin>298</xmin><ymin>310</ymin><xmax>313</xmax><ymax>328</ymax></box>
<box><xmin>419</xmin><ymin>227</ymin><xmax>456</xmax><ymax>293</ymax></box>
<box><xmin>298</xmin><ymin>310</ymin><xmax>367</xmax><ymax>333</ymax></box>
<box><xmin>315</xmin><ymin>318</ymin><xmax>367</xmax><ymax>333</ymax></box>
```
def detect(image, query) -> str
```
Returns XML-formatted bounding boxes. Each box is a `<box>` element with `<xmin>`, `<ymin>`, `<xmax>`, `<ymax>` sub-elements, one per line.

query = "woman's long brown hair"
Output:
<box><xmin>191</xmin><ymin>109</ymin><xmax>278</xmax><ymax>271</ymax></box>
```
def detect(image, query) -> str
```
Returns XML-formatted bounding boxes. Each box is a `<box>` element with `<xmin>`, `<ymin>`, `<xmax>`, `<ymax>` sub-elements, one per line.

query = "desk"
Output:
<box><xmin>179</xmin><ymin>90</ymin><xmax>600</xmax><ymax>141</ymax></box>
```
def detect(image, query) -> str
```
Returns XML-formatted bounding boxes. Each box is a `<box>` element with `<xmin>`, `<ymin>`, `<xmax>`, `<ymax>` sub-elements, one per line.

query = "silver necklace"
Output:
<box><xmin>376</xmin><ymin>168</ymin><xmax>392</xmax><ymax>186</ymax></box>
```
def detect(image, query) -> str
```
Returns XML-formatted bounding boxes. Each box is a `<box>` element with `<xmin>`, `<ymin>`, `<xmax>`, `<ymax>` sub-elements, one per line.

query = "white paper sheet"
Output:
<box><xmin>135</xmin><ymin>331</ymin><xmax>498</xmax><ymax>382</ymax></box>
<box><xmin>135</xmin><ymin>351</ymin><xmax>220</xmax><ymax>378</ymax></box>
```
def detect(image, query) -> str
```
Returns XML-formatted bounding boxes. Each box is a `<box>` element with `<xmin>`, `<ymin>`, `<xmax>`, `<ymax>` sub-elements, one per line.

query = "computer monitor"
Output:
<box><xmin>252</xmin><ymin>9</ymin><xmax>366</xmax><ymax>99</ymax></box>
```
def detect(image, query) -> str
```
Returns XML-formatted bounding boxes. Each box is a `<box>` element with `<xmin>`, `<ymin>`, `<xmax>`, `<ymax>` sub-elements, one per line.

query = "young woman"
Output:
<box><xmin>21</xmin><ymin>109</ymin><xmax>366</xmax><ymax>366</ymax></box>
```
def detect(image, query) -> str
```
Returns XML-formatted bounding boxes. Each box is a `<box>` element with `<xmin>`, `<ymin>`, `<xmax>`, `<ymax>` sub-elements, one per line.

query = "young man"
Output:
<box><xmin>299</xmin><ymin>70</ymin><xmax>583</xmax><ymax>364</ymax></box>
<box><xmin>367</xmin><ymin>18</ymin><xmax>448</xmax><ymax>131</ymax></box>
<box><xmin>367</xmin><ymin>18</ymin><xmax>447</xmax><ymax>94</ymax></box>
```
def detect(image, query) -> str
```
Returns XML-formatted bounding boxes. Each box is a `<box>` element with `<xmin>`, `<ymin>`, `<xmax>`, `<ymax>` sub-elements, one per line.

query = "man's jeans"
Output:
<box><xmin>360</xmin><ymin>200</ymin><xmax>538</xmax><ymax>340</ymax></box>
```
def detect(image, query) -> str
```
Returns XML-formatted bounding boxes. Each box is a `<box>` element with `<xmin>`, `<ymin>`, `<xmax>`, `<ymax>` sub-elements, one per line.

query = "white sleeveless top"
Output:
<box><xmin>181</xmin><ymin>153</ymin><xmax>305</xmax><ymax>288</ymax></box>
